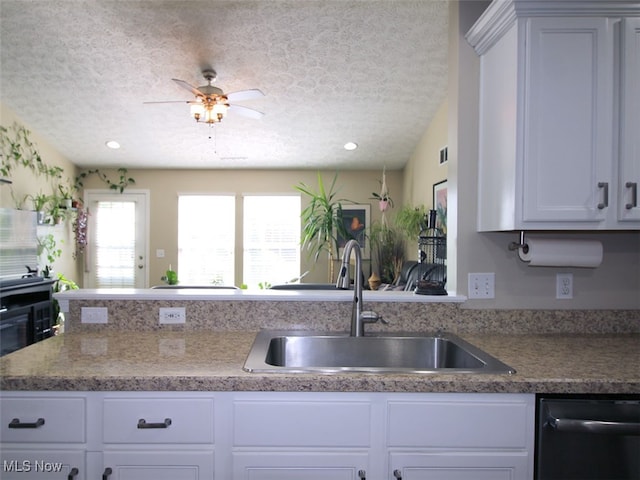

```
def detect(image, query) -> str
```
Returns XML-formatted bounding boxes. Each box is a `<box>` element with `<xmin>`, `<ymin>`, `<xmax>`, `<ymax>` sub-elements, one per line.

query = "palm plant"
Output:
<box><xmin>295</xmin><ymin>172</ymin><xmax>351</xmax><ymax>281</ymax></box>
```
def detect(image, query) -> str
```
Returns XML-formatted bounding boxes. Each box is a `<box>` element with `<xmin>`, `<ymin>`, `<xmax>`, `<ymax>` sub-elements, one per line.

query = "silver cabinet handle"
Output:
<box><xmin>103</xmin><ymin>467</ymin><xmax>113</xmax><ymax>479</ymax></box>
<box><xmin>547</xmin><ymin>416</ymin><xmax>640</xmax><ymax>436</ymax></box>
<box><xmin>8</xmin><ymin>417</ymin><xmax>45</xmax><ymax>428</ymax></box>
<box><xmin>393</xmin><ymin>469</ymin><xmax>403</xmax><ymax>479</ymax></box>
<box><xmin>137</xmin><ymin>418</ymin><xmax>172</xmax><ymax>429</ymax></box>
<box><xmin>626</xmin><ymin>181</ymin><xmax>638</xmax><ymax>209</ymax></box>
<box><xmin>597</xmin><ymin>182</ymin><xmax>609</xmax><ymax>209</ymax></box>
<box><xmin>67</xmin><ymin>467</ymin><xmax>79</xmax><ymax>479</ymax></box>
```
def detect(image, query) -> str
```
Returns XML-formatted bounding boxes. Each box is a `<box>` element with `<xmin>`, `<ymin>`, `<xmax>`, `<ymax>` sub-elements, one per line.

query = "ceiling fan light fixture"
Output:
<box><xmin>191</xmin><ymin>96</ymin><xmax>229</xmax><ymax>124</ymax></box>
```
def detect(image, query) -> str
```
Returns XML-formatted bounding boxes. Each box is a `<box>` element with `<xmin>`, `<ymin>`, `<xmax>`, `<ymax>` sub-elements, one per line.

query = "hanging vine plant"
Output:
<box><xmin>74</xmin><ymin>168</ymin><xmax>135</xmax><ymax>193</ymax></box>
<box><xmin>0</xmin><ymin>122</ymin><xmax>63</xmax><ymax>180</ymax></box>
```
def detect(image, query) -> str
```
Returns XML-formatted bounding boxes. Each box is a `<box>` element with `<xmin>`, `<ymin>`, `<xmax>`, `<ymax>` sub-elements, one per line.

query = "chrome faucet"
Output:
<box><xmin>336</xmin><ymin>239</ymin><xmax>382</xmax><ymax>336</ymax></box>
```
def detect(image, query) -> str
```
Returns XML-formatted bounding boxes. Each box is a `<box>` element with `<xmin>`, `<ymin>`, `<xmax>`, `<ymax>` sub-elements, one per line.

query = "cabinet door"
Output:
<box><xmin>389</xmin><ymin>452</ymin><xmax>529</xmax><ymax>480</ymax></box>
<box><xmin>232</xmin><ymin>452</ymin><xmax>369</xmax><ymax>480</ymax></box>
<box><xmin>0</xmin><ymin>450</ymin><xmax>85</xmax><ymax>479</ymax></box>
<box><xmin>522</xmin><ymin>17</ymin><xmax>614</xmax><ymax>224</ymax></box>
<box><xmin>619</xmin><ymin>17</ymin><xmax>640</xmax><ymax>222</ymax></box>
<box><xmin>101</xmin><ymin>451</ymin><xmax>214</xmax><ymax>480</ymax></box>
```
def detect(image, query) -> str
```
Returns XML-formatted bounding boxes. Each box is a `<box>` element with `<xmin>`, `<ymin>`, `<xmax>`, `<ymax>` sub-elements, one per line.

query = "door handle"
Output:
<box><xmin>393</xmin><ymin>469</ymin><xmax>403</xmax><ymax>479</ymax></box>
<box><xmin>67</xmin><ymin>467</ymin><xmax>79</xmax><ymax>479</ymax></box>
<box><xmin>358</xmin><ymin>470</ymin><xmax>366</xmax><ymax>479</ymax></box>
<box><xmin>597</xmin><ymin>182</ymin><xmax>609</xmax><ymax>209</ymax></box>
<box><xmin>8</xmin><ymin>417</ymin><xmax>45</xmax><ymax>428</ymax></box>
<box><xmin>626</xmin><ymin>181</ymin><xmax>638</xmax><ymax>209</ymax></box>
<box><xmin>547</xmin><ymin>416</ymin><xmax>640</xmax><ymax>436</ymax></box>
<box><xmin>103</xmin><ymin>467</ymin><xmax>113</xmax><ymax>479</ymax></box>
<box><xmin>137</xmin><ymin>418</ymin><xmax>172</xmax><ymax>429</ymax></box>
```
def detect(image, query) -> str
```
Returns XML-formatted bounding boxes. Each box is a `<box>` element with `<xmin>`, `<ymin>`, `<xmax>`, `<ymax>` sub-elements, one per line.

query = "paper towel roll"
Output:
<box><xmin>518</xmin><ymin>238</ymin><xmax>603</xmax><ymax>268</ymax></box>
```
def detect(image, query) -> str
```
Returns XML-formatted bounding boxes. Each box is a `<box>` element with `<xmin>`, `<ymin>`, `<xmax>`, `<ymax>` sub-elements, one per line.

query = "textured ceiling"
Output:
<box><xmin>0</xmin><ymin>0</ymin><xmax>449</xmax><ymax>170</ymax></box>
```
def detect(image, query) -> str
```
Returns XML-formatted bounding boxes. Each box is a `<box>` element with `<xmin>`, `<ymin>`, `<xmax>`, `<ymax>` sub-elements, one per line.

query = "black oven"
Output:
<box><xmin>0</xmin><ymin>278</ymin><xmax>55</xmax><ymax>356</ymax></box>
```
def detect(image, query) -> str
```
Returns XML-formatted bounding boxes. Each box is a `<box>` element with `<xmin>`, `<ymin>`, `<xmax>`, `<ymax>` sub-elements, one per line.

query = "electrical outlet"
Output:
<box><xmin>556</xmin><ymin>273</ymin><xmax>573</xmax><ymax>299</ymax></box>
<box><xmin>468</xmin><ymin>273</ymin><xmax>495</xmax><ymax>299</ymax></box>
<box><xmin>159</xmin><ymin>307</ymin><xmax>186</xmax><ymax>324</ymax></box>
<box><xmin>81</xmin><ymin>307</ymin><xmax>108</xmax><ymax>324</ymax></box>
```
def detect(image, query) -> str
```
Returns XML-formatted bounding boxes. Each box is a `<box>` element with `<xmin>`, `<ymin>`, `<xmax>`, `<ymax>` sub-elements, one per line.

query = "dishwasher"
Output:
<box><xmin>536</xmin><ymin>395</ymin><xmax>640</xmax><ymax>480</ymax></box>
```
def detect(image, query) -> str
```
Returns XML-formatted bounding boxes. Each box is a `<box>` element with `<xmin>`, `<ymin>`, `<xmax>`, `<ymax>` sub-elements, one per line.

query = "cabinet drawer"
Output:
<box><xmin>103</xmin><ymin>398</ymin><xmax>214</xmax><ymax>444</ymax></box>
<box><xmin>0</xmin><ymin>397</ymin><xmax>86</xmax><ymax>443</ymax></box>
<box><xmin>233</xmin><ymin>400</ymin><xmax>371</xmax><ymax>447</ymax></box>
<box><xmin>388</xmin><ymin>399</ymin><xmax>530</xmax><ymax>449</ymax></box>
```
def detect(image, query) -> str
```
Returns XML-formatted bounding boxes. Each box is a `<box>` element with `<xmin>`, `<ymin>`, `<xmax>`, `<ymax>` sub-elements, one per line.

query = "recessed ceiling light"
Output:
<box><xmin>344</xmin><ymin>142</ymin><xmax>358</xmax><ymax>151</ymax></box>
<box><xmin>105</xmin><ymin>140</ymin><xmax>120</xmax><ymax>149</ymax></box>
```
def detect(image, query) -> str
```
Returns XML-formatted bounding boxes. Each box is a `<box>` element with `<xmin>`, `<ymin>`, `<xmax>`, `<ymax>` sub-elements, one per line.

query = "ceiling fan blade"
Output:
<box><xmin>143</xmin><ymin>100</ymin><xmax>191</xmax><ymax>104</ymax></box>
<box><xmin>228</xmin><ymin>104</ymin><xmax>264</xmax><ymax>119</ymax></box>
<box><xmin>172</xmin><ymin>78</ymin><xmax>204</xmax><ymax>97</ymax></box>
<box><xmin>227</xmin><ymin>89</ymin><xmax>265</xmax><ymax>102</ymax></box>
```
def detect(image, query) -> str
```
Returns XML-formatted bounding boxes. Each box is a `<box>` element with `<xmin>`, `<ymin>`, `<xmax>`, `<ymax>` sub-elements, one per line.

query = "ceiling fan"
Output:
<box><xmin>146</xmin><ymin>69</ymin><xmax>264</xmax><ymax>124</ymax></box>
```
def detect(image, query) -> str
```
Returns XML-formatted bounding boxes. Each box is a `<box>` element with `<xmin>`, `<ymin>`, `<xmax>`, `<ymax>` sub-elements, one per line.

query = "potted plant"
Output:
<box><xmin>370</xmin><ymin>191</ymin><xmax>394</xmax><ymax>212</ymax></box>
<box><xmin>369</xmin><ymin>222</ymin><xmax>405</xmax><ymax>285</ymax></box>
<box><xmin>57</xmin><ymin>184</ymin><xmax>73</xmax><ymax>209</ymax></box>
<box><xmin>370</xmin><ymin>166</ymin><xmax>394</xmax><ymax>213</ymax></box>
<box><xmin>29</xmin><ymin>192</ymin><xmax>49</xmax><ymax>224</ymax></box>
<box><xmin>395</xmin><ymin>204</ymin><xmax>428</xmax><ymax>241</ymax></box>
<box><xmin>294</xmin><ymin>172</ymin><xmax>351</xmax><ymax>282</ymax></box>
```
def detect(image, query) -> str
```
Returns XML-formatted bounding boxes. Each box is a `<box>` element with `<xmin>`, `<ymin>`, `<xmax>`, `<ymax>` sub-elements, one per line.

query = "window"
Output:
<box><xmin>178</xmin><ymin>195</ymin><xmax>235</xmax><ymax>285</ymax></box>
<box><xmin>243</xmin><ymin>195</ymin><xmax>301</xmax><ymax>289</ymax></box>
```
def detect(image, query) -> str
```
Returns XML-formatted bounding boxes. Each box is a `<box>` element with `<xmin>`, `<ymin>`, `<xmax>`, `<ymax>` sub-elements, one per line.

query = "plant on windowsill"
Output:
<box><xmin>161</xmin><ymin>266</ymin><xmax>178</xmax><ymax>285</ymax></box>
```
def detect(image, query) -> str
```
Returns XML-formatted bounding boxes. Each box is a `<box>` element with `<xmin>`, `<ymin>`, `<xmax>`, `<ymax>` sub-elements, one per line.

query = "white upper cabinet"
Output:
<box><xmin>466</xmin><ymin>1</ymin><xmax>640</xmax><ymax>231</ymax></box>
<box><xmin>620</xmin><ymin>18</ymin><xmax>640</xmax><ymax>222</ymax></box>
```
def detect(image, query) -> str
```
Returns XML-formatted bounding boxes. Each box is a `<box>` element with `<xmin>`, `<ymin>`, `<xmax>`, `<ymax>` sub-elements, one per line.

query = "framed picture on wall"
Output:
<box><xmin>336</xmin><ymin>204</ymin><xmax>370</xmax><ymax>259</ymax></box>
<box><xmin>433</xmin><ymin>180</ymin><xmax>447</xmax><ymax>233</ymax></box>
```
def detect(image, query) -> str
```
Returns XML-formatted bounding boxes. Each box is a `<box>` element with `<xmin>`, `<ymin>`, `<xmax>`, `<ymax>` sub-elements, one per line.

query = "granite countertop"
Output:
<box><xmin>1</xmin><ymin>331</ymin><xmax>639</xmax><ymax>394</ymax></box>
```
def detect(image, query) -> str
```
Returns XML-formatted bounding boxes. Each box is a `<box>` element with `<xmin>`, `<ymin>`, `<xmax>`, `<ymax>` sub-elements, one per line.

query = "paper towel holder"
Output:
<box><xmin>508</xmin><ymin>231</ymin><xmax>529</xmax><ymax>254</ymax></box>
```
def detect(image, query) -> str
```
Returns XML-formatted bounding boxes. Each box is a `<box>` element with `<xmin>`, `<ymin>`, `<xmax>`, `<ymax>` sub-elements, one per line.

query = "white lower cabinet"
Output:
<box><xmin>232</xmin><ymin>452</ymin><xmax>370</xmax><ymax>480</ymax></box>
<box><xmin>99</xmin><ymin>395</ymin><xmax>215</xmax><ymax>480</ymax></box>
<box><xmin>0</xmin><ymin>394</ymin><xmax>86</xmax><ymax>479</ymax></box>
<box><xmin>389</xmin><ymin>452</ymin><xmax>530</xmax><ymax>480</ymax></box>
<box><xmin>0</xmin><ymin>391</ymin><xmax>534</xmax><ymax>480</ymax></box>
<box><xmin>100</xmin><ymin>451</ymin><xmax>215</xmax><ymax>480</ymax></box>
<box><xmin>0</xmin><ymin>450</ymin><xmax>85</xmax><ymax>479</ymax></box>
<box><xmin>230</xmin><ymin>394</ymin><xmax>373</xmax><ymax>479</ymax></box>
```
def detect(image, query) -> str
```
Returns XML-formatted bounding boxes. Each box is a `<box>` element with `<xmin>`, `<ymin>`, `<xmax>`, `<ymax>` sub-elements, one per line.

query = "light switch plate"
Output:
<box><xmin>468</xmin><ymin>273</ymin><xmax>495</xmax><ymax>299</ymax></box>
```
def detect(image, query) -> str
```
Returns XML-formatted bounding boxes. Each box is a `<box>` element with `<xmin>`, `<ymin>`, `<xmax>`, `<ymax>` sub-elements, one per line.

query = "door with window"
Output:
<box><xmin>84</xmin><ymin>191</ymin><xmax>148</xmax><ymax>288</ymax></box>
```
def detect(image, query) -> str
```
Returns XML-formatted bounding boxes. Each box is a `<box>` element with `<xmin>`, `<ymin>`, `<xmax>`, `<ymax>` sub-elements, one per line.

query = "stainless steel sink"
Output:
<box><xmin>243</xmin><ymin>331</ymin><xmax>516</xmax><ymax>374</ymax></box>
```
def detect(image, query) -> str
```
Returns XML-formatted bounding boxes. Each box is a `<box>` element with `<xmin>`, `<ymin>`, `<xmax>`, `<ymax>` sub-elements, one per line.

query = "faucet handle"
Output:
<box><xmin>360</xmin><ymin>311</ymin><xmax>387</xmax><ymax>325</ymax></box>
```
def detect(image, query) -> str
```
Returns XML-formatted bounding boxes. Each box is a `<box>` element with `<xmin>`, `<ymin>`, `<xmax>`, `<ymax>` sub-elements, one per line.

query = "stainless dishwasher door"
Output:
<box><xmin>536</xmin><ymin>396</ymin><xmax>640</xmax><ymax>480</ymax></box>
